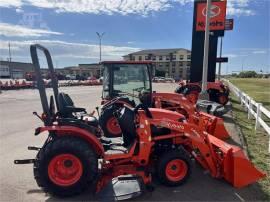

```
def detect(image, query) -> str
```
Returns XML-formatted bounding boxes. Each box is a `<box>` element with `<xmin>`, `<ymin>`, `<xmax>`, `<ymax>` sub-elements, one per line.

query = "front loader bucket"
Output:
<box><xmin>223</xmin><ymin>148</ymin><xmax>266</xmax><ymax>188</ymax></box>
<box><xmin>212</xmin><ymin>117</ymin><xmax>230</xmax><ymax>140</ymax></box>
<box><xmin>200</xmin><ymin>112</ymin><xmax>230</xmax><ymax>140</ymax></box>
<box><xmin>207</xmin><ymin>135</ymin><xmax>266</xmax><ymax>188</ymax></box>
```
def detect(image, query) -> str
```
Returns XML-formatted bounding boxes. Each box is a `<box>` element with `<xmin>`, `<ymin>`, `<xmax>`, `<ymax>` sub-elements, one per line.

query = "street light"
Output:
<box><xmin>201</xmin><ymin>0</ymin><xmax>212</xmax><ymax>99</ymax></box>
<box><xmin>96</xmin><ymin>32</ymin><xmax>105</xmax><ymax>62</ymax></box>
<box><xmin>96</xmin><ymin>32</ymin><xmax>105</xmax><ymax>78</ymax></box>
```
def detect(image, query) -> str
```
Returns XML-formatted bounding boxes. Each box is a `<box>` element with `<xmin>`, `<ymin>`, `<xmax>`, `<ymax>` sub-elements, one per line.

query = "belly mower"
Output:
<box><xmin>99</xmin><ymin>61</ymin><xmax>229</xmax><ymax>140</ymax></box>
<box><xmin>14</xmin><ymin>44</ymin><xmax>265</xmax><ymax>199</ymax></box>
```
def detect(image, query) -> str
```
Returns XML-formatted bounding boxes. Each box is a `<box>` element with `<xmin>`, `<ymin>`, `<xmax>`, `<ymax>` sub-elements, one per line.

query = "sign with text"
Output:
<box><xmin>196</xmin><ymin>1</ymin><xmax>227</xmax><ymax>31</ymax></box>
<box><xmin>216</xmin><ymin>57</ymin><xmax>228</xmax><ymax>63</ymax></box>
<box><xmin>225</xmin><ymin>19</ymin><xmax>234</xmax><ymax>30</ymax></box>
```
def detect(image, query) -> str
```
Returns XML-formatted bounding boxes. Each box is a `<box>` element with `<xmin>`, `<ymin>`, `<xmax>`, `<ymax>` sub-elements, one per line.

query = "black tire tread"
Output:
<box><xmin>157</xmin><ymin>148</ymin><xmax>191</xmax><ymax>187</ymax></box>
<box><xmin>99</xmin><ymin>106</ymin><xmax>121</xmax><ymax>138</ymax></box>
<box><xmin>34</xmin><ymin>136</ymin><xmax>98</xmax><ymax>197</ymax></box>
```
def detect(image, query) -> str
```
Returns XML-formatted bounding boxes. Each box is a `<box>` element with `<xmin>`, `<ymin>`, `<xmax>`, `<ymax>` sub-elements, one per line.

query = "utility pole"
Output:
<box><xmin>218</xmin><ymin>37</ymin><xmax>223</xmax><ymax>80</ymax></box>
<box><xmin>8</xmin><ymin>42</ymin><xmax>12</xmax><ymax>62</ymax></box>
<box><xmin>200</xmin><ymin>0</ymin><xmax>212</xmax><ymax>99</ymax></box>
<box><xmin>96</xmin><ymin>32</ymin><xmax>105</xmax><ymax>78</ymax></box>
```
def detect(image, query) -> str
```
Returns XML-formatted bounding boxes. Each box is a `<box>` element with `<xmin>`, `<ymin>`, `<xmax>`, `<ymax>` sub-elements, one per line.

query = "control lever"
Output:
<box><xmin>96</xmin><ymin>107</ymin><xmax>100</xmax><ymax>117</ymax></box>
<box><xmin>33</xmin><ymin>111</ymin><xmax>43</xmax><ymax>121</ymax></box>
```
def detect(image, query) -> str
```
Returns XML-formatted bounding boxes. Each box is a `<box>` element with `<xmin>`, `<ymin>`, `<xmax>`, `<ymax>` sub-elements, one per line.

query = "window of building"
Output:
<box><xmin>172</xmin><ymin>67</ymin><xmax>175</xmax><ymax>73</ymax></box>
<box><xmin>187</xmin><ymin>62</ymin><xmax>191</xmax><ymax>66</ymax></box>
<box><xmin>132</xmin><ymin>56</ymin><xmax>135</xmax><ymax>61</ymax></box>
<box><xmin>159</xmin><ymin>63</ymin><xmax>163</xmax><ymax>67</ymax></box>
<box><xmin>180</xmin><ymin>55</ymin><xmax>184</xmax><ymax>60</ymax></box>
<box><xmin>172</xmin><ymin>55</ymin><xmax>176</xmax><ymax>60</ymax></box>
<box><xmin>172</xmin><ymin>62</ymin><xmax>176</xmax><ymax>66</ymax></box>
<box><xmin>145</xmin><ymin>55</ymin><xmax>149</xmax><ymax>60</ymax></box>
<box><xmin>187</xmin><ymin>55</ymin><xmax>191</xmax><ymax>60</ymax></box>
<box><xmin>159</xmin><ymin>56</ymin><xmax>163</xmax><ymax>61</ymax></box>
<box><xmin>152</xmin><ymin>56</ymin><xmax>156</xmax><ymax>61</ymax></box>
<box><xmin>166</xmin><ymin>56</ymin><xmax>170</xmax><ymax>61</ymax></box>
<box><xmin>179</xmin><ymin>62</ymin><xmax>183</xmax><ymax>66</ymax></box>
<box><xmin>166</xmin><ymin>63</ymin><xmax>169</xmax><ymax>67</ymax></box>
<box><xmin>139</xmin><ymin>56</ymin><xmax>142</xmax><ymax>61</ymax></box>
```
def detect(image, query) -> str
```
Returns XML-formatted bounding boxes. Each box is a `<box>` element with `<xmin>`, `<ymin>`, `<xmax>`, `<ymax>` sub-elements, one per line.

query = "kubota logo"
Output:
<box><xmin>202</xmin><ymin>5</ymin><xmax>221</xmax><ymax>18</ymax></box>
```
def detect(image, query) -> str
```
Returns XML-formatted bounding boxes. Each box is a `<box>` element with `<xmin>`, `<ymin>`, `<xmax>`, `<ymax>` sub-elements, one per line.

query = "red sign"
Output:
<box><xmin>225</xmin><ymin>19</ymin><xmax>234</xmax><ymax>30</ymax></box>
<box><xmin>196</xmin><ymin>1</ymin><xmax>227</xmax><ymax>31</ymax></box>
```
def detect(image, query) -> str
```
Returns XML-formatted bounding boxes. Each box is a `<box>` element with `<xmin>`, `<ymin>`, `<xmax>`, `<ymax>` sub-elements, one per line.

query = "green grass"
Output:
<box><xmin>228</xmin><ymin>78</ymin><xmax>270</xmax><ymax>110</ymax></box>
<box><xmin>230</xmin><ymin>95</ymin><xmax>270</xmax><ymax>200</ymax></box>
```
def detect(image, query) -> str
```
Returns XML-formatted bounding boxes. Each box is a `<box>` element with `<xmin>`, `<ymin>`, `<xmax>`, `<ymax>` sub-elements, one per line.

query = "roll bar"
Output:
<box><xmin>30</xmin><ymin>44</ymin><xmax>59</xmax><ymax>125</ymax></box>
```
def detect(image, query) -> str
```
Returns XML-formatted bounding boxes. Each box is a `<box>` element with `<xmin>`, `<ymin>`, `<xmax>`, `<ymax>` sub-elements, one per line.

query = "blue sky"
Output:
<box><xmin>0</xmin><ymin>0</ymin><xmax>269</xmax><ymax>74</ymax></box>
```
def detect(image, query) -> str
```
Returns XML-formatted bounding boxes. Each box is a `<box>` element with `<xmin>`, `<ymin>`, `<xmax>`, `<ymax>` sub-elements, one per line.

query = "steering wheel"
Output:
<box><xmin>134</xmin><ymin>103</ymin><xmax>153</xmax><ymax>118</ymax></box>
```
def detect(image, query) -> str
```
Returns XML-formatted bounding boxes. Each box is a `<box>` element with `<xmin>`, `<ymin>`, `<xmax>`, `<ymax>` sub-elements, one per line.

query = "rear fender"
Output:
<box><xmin>37</xmin><ymin>126</ymin><xmax>105</xmax><ymax>157</ymax></box>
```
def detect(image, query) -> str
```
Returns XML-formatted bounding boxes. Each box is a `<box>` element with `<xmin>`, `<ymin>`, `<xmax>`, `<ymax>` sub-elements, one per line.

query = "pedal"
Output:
<box><xmin>14</xmin><ymin>159</ymin><xmax>35</xmax><ymax>164</ymax></box>
<box><xmin>28</xmin><ymin>146</ymin><xmax>40</xmax><ymax>151</ymax></box>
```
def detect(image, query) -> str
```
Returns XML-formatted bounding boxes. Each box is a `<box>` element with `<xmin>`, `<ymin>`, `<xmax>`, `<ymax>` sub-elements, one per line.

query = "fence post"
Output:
<box><xmin>248</xmin><ymin>98</ymin><xmax>252</xmax><ymax>119</ymax></box>
<box><xmin>269</xmin><ymin>137</ymin><xmax>270</xmax><ymax>153</ymax></box>
<box><xmin>239</xmin><ymin>91</ymin><xmax>243</xmax><ymax>106</ymax></box>
<box><xmin>245</xmin><ymin>95</ymin><xmax>249</xmax><ymax>110</ymax></box>
<box><xmin>255</xmin><ymin>103</ymin><xmax>262</xmax><ymax>130</ymax></box>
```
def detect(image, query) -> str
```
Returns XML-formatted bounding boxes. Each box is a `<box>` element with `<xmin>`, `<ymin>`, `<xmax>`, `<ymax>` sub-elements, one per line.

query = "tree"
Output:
<box><xmin>238</xmin><ymin>71</ymin><xmax>257</xmax><ymax>78</ymax></box>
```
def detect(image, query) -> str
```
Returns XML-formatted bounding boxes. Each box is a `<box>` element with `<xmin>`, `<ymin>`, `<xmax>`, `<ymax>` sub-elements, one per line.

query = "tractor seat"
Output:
<box><xmin>58</xmin><ymin>92</ymin><xmax>86</xmax><ymax>118</ymax></box>
<box><xmin>117</xmin><ymin>107</ymin><xmax>137</xmax><ymax>147</ymax></box>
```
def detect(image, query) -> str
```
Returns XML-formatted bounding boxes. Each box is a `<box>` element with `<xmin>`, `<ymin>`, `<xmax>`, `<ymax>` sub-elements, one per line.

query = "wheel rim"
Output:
<box><xmin>48</xmin><ymin>154</ymin><xmax>83</xmax><ymax>187</ymax></box>
<box><xmin>186</xmin><ymin>91</ymin><xmax>198</xmax><ymax>104</ymax></box>
<box><xmin>165</xmin><ymin>159</ymin><xmax>188</xmax><ymax>182</ymax></box>
<box><xmin>219</xmin><ymin>95</ymin><xmax>228</xmax><ymax>105</ymax></box>
<box><xmin>106</xmin><ymin>117</ymin><xmax>121</xmax><ymax>135</ymax></box>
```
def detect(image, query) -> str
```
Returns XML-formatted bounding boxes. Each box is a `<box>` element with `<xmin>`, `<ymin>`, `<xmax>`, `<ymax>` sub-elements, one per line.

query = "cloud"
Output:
<box><xmin>0</xmin><ymin>40</ymin><xmax>140</xmax><ymax>61</ymax></box>
<box><xmin>0</xmin><ymin>0</ymin><xmax>22</xmax><ymax>8</ymax></box>
<box><xmin>253</xmin><ymin>50</ymin><xmax>267</xmax><ymax>54</ymax></box>
<box><xmin>0</xmin><ymin>0</ymin><xmax>256</xmax><ymax>17</ymax></box>
<box><xmin>0</xmin><ymin>23</ymin><xmax>63</xmax><ymax>37</ymax></box>
<box><xmin>226</xmin><ymin>0</ymin><xmax>255</xmax><ymax>16</ymax></box>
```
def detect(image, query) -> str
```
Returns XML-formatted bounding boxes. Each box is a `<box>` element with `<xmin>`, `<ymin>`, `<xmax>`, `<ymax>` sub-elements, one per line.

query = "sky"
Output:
<box><xmin>0</xmin><ymin>0</ymin><xmax>269</xmax><ymax>74</ymax></box>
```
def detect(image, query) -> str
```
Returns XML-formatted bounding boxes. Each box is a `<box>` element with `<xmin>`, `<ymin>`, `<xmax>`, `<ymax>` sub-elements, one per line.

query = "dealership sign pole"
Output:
<box><xmin>201</xmin><ymin>0</ymin><xmax>212</xmax><ymax>94</ymax></box>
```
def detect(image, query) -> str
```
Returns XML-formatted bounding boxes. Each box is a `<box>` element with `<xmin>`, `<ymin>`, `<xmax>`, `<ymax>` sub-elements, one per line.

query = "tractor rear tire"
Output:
<box><xmin>99</xmin><ymin>106</ymin><xmax>122</xmax><ymax>138</ymax></box>
<box><xmin>34</xmin><ymin>136</ymin><xmax>98</xmax><ymax>197</ymax></box>
<box><xmin>157</xmin><ymin>148</ymin><xmax>191</xmax><ymax>186</ymax></box>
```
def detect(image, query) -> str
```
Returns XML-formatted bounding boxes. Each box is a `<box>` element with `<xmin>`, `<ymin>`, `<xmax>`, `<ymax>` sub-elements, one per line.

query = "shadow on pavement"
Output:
<box><xmin>42</xmin><ymin>163</ymin><xmax>265</xmax><ymax>202</ymax></box>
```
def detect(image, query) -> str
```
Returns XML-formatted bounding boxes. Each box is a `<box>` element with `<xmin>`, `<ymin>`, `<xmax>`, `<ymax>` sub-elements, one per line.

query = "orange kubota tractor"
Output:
<box><xmin>175</xmin><ymin>80</ymin><xmax>230</xmax><ymax>105</ymax></box>
<box><xmin>15</xmin><ymin>45</ymin><xmax>265</xmax><ymax>198</ymax></box>
<box><xmin>99</xmin><ymin>61</ymin><xmax>229</xmax><ymax>140</ymax></box>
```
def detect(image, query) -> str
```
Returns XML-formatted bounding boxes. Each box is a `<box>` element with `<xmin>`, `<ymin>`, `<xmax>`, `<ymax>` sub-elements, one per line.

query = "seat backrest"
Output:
<box><xmin>117</xmin><ymin>107</ymin><xmax>136</xmax><ymax>147</ymax></box>
<box><xmin>57</xmin><ymin>92</ymin><xmax>74</xmax><ymax>118</ymax></box>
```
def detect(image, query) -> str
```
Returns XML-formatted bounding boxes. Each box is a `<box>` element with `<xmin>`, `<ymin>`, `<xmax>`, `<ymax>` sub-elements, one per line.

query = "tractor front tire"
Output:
<box><xmin>34</xmin><ymin>136</ymin><xmax>98</xmax><ymax>197</ymax></box>
<box><xmin>157</xmin><ymin>148</ymin><xmax>191</xmax><ymax>186</ymax></box>
<box><xmin>99</xmin><ymin>106</ymin><xmax>122</xmax><ymax>138</ymax></box>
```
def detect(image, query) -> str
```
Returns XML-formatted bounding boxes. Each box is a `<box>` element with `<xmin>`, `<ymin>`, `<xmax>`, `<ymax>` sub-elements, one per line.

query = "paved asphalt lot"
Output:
<box><xmin>0</xmin><ymin>83</ymin><xmax>265</xmax><ymax>201</ymax></box>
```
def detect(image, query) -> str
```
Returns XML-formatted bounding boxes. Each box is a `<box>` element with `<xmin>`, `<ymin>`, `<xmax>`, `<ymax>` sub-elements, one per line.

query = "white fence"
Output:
<box><xmin>224</xmin><ymin>80</ymin><xmax>270</xmax><ymax>152</ymax></box>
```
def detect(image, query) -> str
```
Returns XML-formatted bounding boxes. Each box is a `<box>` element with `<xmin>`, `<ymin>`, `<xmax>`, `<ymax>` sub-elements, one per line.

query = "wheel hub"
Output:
<box><xmin>48</xmin><ymin>154</ymin><xmax>83</xmax><ymax>186</ymax></box>
<box><xmin>165</xmin><ymin>159</ymin><xmax>188</xmax><ymax>182</ymax></box>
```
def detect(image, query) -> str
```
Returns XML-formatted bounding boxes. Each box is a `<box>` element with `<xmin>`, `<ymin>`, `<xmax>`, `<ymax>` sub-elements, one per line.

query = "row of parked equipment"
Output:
<box><xmin>14</xmin><ymin>45</ymin><xmax>265</xmax><ymax>199</ymax></box>
<box><xmin>0</xmin><ymin>79</ymin><xmax>102</xmax><ymax>90</ymax></box>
